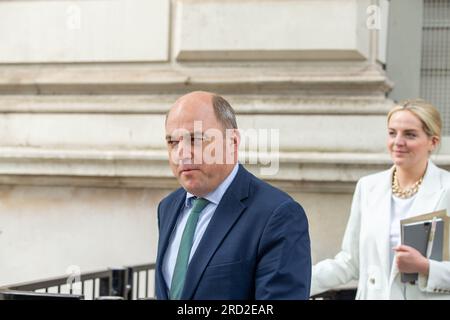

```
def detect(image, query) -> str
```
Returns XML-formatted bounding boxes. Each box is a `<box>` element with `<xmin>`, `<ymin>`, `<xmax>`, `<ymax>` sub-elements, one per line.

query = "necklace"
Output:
<box><xmin>391</xmin><ymin>168</ymin><xmax>424</xmax><ymax>199</ymax></box>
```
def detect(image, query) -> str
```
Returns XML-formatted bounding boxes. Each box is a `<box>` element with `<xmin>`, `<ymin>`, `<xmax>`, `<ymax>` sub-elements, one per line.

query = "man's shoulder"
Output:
<box><xmin>159</xmin><ymin>187</ymin><xmax>185</xmax><ymax>208</ymax></box>
<box><xmin>239</xmin><ymin>169</ymin><xmax>307</xmax><ymax>226</ymax></box>
<box><xmin>242</xmin><ymin>166</ymin><xmax>295</xmax><ymax>204</ymax></box>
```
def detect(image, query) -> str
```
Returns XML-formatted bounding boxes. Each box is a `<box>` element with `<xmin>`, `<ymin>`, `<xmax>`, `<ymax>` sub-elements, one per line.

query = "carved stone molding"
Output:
<box><xmin>1</xmin><ymin>147</ymin><xmax>448</xmax><ymax>192</ymax></box>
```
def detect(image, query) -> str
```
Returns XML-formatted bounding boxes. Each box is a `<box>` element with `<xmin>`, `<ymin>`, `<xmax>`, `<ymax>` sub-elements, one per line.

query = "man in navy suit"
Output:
<box><xmin>155</xmin><ymin>91</ymin><xmax>311</xmax><ymax>300</ymax></box>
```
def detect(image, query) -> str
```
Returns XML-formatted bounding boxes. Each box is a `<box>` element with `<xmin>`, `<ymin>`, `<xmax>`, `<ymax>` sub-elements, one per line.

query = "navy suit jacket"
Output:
<box><xmin>155</xmin><ymin>165</ymin><xmax>311</xmax><ymax>300</ymax></box>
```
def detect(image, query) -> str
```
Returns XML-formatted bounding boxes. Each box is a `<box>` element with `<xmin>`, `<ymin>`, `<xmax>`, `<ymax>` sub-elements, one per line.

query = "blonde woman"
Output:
<box><xmin>312</xmin><ymin>99</ymin><xmax>450</xmax><ymax>299</ymax></box>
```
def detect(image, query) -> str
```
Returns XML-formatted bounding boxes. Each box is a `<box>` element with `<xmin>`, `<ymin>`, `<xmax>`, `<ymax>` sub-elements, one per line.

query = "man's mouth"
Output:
<box><xmin>179</xmin><ymin>165</ymin><xmax>200</xmax><ymax>174</ymax></box>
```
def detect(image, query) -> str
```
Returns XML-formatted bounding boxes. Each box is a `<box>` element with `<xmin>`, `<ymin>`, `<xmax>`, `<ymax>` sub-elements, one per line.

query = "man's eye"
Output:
<box><xmin>192</xmin><ymin>137</ymin><xmax>203</xmax><ymax>145</ymax></box>
<box><xmin>167</xmin><ymin>140</ymin><xmax>179</xmax><ymax>146</ymax></box>
<box><xmin>388</xmin><ymin>131</ymin><xmax>396</xmax><ymax>137</ymax></box>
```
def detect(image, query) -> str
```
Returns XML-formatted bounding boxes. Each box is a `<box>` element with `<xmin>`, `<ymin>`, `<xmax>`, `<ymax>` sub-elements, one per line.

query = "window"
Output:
<box><xmin>420</xmin><ymin>0</ymin><xmax>450</xmax><ymax>136</ymax></box>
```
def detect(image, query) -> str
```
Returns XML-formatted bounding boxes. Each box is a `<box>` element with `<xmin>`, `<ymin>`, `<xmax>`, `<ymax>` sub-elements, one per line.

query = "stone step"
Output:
<box><xmin>0</xmin><ymin>65</ymin><xmax>392</xmax><ymax>96</ymax></box>
<box><xmin>0</xmin><ymin>94</ymin><xmax>392</xmax><ymax>115</ymax></box>
<box><xmin>0</xmin><ymin>147</ymin><xmax>448</xmax><ymax>190</ymax></box>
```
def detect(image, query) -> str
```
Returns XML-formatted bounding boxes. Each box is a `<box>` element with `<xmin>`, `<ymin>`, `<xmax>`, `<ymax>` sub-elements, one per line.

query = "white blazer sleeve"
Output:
<box><xmin>418</xmin><ymin>188</ymin><xmax>450</xmax><ymax>294</ymax></box>
<box><xmin>311</xmin><ymin>180</ymin><xmax>362</xmax><ymax>296</ymax></box>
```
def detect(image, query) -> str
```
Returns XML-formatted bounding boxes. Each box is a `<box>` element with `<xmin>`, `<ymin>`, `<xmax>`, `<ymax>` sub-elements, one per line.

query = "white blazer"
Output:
<box><xmin>311</xmin><ymin>160</ymin><xmax>450</xmax><ymax>299</ymax></box>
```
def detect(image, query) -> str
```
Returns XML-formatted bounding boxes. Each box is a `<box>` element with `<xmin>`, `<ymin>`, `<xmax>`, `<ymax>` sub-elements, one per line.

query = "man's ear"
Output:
<box><xmin>232</xmin><ymin>129</ymin><xmax>241</xmax><ymax>148</ymax></box>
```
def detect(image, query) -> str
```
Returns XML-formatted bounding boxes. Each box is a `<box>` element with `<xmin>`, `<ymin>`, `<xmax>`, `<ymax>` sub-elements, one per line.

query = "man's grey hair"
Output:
<box><xmin>212</xmin><ymin>94</ymin><xmax>238</xmax><ymax>129</ymax></box>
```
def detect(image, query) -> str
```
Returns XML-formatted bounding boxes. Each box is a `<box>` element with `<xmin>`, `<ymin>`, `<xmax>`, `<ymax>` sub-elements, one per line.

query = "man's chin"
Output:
<box><xmin>179</xmin><ymin>178</ymin><xmax>203</xmax><ymax>195</ymax></box>
<box><xmin>178</xmin><ymin>169</ymin><xmax>201</xmax><ymax>184</ymax></box>
<box><xmin>183</xmin><ymin>187</ymin><xmax>206</xmax><ymax>197</ymax></box>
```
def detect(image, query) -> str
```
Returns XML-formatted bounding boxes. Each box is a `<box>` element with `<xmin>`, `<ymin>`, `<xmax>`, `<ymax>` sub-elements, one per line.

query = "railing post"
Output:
<box><xmin>110</xmin><ymin>267</ymin><xmax>127</xmax><ymax>298</ymax></box>
<box><xmin>125</xmin><ymin>267</ymin><xmax>133</xmax><ymax>300</ymax></box>
<box><xmin>99</xmin><ymin>277</ymin><xmax>110</xmax><ymax>297</ymax></box>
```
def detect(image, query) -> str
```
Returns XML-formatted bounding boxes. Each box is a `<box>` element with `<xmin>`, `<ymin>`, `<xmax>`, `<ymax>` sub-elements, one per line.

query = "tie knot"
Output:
<box><xmin>191</xmin><ymin>197</ymin><xmax>210</xmax><ymax>213</ymax></box>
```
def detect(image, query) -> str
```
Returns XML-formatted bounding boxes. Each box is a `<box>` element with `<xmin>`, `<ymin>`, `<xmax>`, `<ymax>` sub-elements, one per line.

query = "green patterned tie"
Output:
<box><xmin>170</xmin><ymin>197</ymin><xmax>210</xmax><ymax>300</ymax></box>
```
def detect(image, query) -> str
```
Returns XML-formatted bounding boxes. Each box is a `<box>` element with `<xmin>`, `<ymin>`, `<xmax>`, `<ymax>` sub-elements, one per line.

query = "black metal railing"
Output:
<box><xmin>129</xmin><ymin>263</ymin><xmax>156</xmax><ymax>300</ymax></box>
<box><xmin>0</xmin><ymin>263</ymin><xmax>155</xmax><ymax>300</ymax></box>
<box><xmin>0</xmin><ymin>262</ymin><xmax>355</xmax><ymax>300</ymax></box>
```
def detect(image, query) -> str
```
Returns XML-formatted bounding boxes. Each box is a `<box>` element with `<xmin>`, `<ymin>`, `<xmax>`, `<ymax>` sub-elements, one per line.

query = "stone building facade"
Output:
<box><xmin>0</xmin><ymin>0</ymin><xmax>448</xmax><ymax>288</ymax></box>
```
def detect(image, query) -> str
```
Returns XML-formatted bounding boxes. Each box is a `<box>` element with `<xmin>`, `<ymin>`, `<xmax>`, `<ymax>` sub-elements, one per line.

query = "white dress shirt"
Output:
<box><xmin>162</xmin><ymin>163</ymin><xmax>239</xmax><ymax>289</ymax></box>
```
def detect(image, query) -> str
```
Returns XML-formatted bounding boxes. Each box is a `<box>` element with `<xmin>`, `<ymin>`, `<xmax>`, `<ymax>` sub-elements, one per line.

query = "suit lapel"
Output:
<box><xmin>181</xmin><ymin>165</ymin><xmax>249</xmax><ymax>299</ymax></box>
<box><xmin>156</xmin><ymin>189</ymin><xmax>186</xmax><ymax>299</ymax></box>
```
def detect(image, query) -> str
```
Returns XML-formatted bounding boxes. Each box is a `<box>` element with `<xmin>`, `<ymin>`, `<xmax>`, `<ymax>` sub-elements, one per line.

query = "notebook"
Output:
<box><xmin>400</xmin><ymin>209</ymin><xmax>448</xmax><ymax>283</ymax></box>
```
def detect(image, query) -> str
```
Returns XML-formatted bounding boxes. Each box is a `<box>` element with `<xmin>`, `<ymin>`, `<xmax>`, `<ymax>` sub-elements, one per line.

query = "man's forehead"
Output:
<box><xmin>166</xmin><ymin>111</ymin><xmax>221</xmax><ymax>133</ymax></box>
<box><xmin>166</xmin><ymin>119</ymin><xmax>202</xmax><ymax>133</ymax></box>
<box><xmin>167</xmin><ymin>94</ymin><xmax>214</xmax><ymax>123</ymax></box>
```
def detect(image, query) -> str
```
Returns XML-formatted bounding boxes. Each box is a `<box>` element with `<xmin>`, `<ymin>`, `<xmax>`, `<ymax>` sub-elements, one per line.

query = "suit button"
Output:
<box><xmin>369</xmin><ymin>278</ymin><xmax>375</xmax><ymax>284</ymax></box>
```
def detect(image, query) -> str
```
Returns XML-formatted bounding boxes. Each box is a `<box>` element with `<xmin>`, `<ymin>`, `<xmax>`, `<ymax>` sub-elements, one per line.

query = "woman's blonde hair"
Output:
<box><xmin>387</xmin><ymin>99</ymin><xmax>442</xmax><ymax>139</ymax></box>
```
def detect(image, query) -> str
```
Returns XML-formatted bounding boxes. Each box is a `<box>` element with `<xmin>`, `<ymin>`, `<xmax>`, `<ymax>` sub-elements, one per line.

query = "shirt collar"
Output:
<box><xmin>185</xmin><ymin>163</ymin><xmax>240</xmax><ymax>207</ymax></box>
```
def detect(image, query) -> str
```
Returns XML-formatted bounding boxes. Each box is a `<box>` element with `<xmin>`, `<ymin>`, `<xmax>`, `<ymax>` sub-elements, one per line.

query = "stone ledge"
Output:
<box><xmin>0</xmin><ymin>148</ymin><xmax>448</xmax><ymax>192</ymax></box>
<box><xmin>0</xmin><ymin>65</ymin><xmax>392</xmax><ymax>96</ymax></box>
<box><xmin>0</xmin><ymin>95</ymin><xmax>393</xmax><ymax>115</ymax></box>
<box><xmin>176</xmin><ymin>49</ymin><xmax>368</xmax><ymax>62</ymax></box>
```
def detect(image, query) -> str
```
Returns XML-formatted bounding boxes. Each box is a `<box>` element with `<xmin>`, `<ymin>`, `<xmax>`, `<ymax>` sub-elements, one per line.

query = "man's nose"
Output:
<box><xmin>177</xmin><ymin>139</ymin><xmax>193</xmax><ymax>160</ymax></box>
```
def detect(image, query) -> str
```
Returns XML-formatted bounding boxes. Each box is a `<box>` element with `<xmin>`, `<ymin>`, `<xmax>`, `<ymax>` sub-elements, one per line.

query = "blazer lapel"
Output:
<box><xmin>156</xmin><ymin>189</ymin><xmax>186</xmax><ymax>299</ymax></box>
<box><xmin>181</xmin><ymin>165</ymin><xmax>249</xmax><ymax>299</ymax></box>
<box><xmin>407</xmin><ymin>160</ymin><xmax>444</xmax><ymax>217</ymax></box>
<box><xmin>389</xmin><ymin>160</ymin><xmax>445</xmax><ymax>284</ymax></box>
<box><xmin>370</xmin><ymin>168</ymin><xmax>393</xmax><ymax>281</ymax></box>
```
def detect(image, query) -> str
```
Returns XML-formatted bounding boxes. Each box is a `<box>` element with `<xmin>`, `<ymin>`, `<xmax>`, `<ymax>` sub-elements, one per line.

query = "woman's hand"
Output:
<box><xmin>394</xmin><ymin>245</ymin><xmax>429</xmax><ymax>276</ymax></box>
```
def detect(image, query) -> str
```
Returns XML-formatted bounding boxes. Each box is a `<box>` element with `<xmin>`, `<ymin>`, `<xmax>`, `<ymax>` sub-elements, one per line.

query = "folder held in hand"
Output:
<box><xmin>400</xmin><ymin>210</ymin><xmax>449</xmax><ymax>283</ymax></box>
